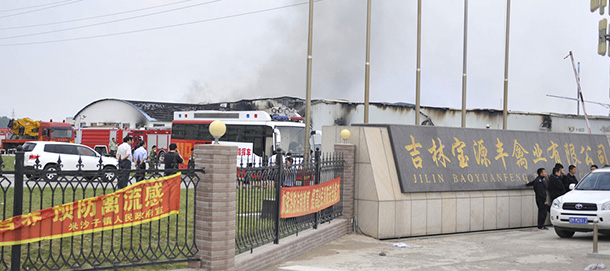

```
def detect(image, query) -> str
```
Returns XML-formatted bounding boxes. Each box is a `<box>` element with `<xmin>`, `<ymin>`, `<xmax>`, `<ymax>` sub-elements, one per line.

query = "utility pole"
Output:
<box><xmin>461</xmin><ymin>0</ymin><xmax>468</xmax><ymax>128</ymax></box>
<box><xmin>502</xmin><ymin>0</ymin><xmax>511</xmax><ymax>130</ymax></box>
<box><xmin>415</xmin><ymin>0</ymin><xmax>422</xmax><ymax>126</ymax></box>
<box><xmin>364</xmin><ymin>0</ymin><xmax>372</xmax><ymax>124</ymax></box>
<box><xmin>577</xmin><ymin>62</ymin><xmax>580</xmax><ymax>115</ymax></box>
<box><xmin>304</xmin><ymin>0</ymin><xmax>314</xmax><ymax>161</ymax></box>
<box><xmin>565</xmin><ymin>51</ymin><xmax>592</xmax><ymax>134</ymax></box>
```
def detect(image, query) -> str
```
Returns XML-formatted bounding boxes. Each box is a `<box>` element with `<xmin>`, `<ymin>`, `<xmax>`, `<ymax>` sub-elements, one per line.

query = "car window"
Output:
<box><xmin>77</xmin><ymin>146</ymin><xmax>97</xmax><ymax>157</ymax></box>
<box><xmin>63</xmin><ymin>145</ymin><xmax>79</xmax><ymax>155</ymax></box>
<box><xmin>51</xmin><ymin>128</ymin><xmax>73</xmax><ymax>139</ymax></box>
<box><xmin>44</xmin><ymin>144</ymin><xmax>62</xmax><ymax>154</ymax></box>
<box><xmin>576</xmin><ymin>172</ymin><xmax>610</xmax><ymax>190</ymax></box>
<box><xmin>22</xmin><ymin>142</ymin><xmax>36</xmax><ymax>152</ymax></box>
<box><xmin>44</xmin><ymin>144</ymin><xmax>78</xmax><ymax>155</ymax></box>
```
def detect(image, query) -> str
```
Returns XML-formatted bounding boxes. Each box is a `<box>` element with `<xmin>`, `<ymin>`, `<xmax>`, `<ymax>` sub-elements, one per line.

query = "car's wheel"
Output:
<box><xmin>43</xmin><ymin>164</ymin><xmax>59</xmax><ymax>181</ymax></box>
<box><xmin>102</xmin><ymin>165</ymin><xmax>117</xmax><ymax>182</ymax></box>
<box><xmin>554</xmin><ymin>227</ymin><xmax>575</xmax><ymax>238</ymax></box>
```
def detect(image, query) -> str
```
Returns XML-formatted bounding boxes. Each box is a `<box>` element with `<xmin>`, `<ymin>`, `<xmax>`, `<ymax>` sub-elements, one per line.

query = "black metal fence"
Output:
<box><xmin>0</xmin><ymin>150</ymin><xmax>203</xmax><ymax>270</ymax></box>
<box><xmin>235</xmin><ymin>150</ymin><xmax>344</xmax><ymax>254</ymax></box>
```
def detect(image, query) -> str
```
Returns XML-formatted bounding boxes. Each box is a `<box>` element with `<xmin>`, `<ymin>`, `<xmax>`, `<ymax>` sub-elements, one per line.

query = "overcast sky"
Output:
<box><xmin>0</xmin><ymin>0</ymin><xmax>609</xmax><ymax>122</ymax></box>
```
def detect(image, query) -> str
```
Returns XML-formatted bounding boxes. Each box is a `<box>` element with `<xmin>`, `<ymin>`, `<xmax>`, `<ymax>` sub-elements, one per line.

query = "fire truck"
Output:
<box><xmin>171</xmin><ymin>109</ymin><xmax>308</xmax><ymax>169</ymax></box>
<box><xmin>75</xmin><ymin>128</ymin><xmax>171</xmax><ymax>161</ymax></box>
<box><xmin>1</xmin><ymin>118</ymin><xmax>74</xmax><ymax>151</ymax></box>
<box><xmin>0</xmin><ymin>128</ymin><xmax>10</xmax><ymax>142</ymax></box>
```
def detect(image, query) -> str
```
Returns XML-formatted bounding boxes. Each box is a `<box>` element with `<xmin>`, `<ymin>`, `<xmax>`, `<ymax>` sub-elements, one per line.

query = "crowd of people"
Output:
<box><xmin>526</xmin><ymin>163</ymin><xmax>598</xmax><ymax>230</ymax></box>
<box><xmin>113</xmin><ymin>135</ymin><xmax>185</xmax><ymax>188</ymax></box>
<box><xmin>112</xmin><ymin>137</ymin><xmax>303</xmax><ymax>189</ymax></box>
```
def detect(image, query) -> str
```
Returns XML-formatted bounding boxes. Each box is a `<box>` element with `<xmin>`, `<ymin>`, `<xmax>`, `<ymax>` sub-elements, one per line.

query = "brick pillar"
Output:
<box><xmin>190</xmin><ymin>144</ymin><xmax>237</xmax><ymax>271</ymax></box>
<box><xmin>334</xmin><ymin>143</ymin><xmax>356</xmax><ymax>232</ymax></box>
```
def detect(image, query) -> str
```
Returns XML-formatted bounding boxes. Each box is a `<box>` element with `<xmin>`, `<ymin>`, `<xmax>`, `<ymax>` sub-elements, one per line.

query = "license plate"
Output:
<box><xmin>569</xmin><ymin>217</ymin><xmax>588</xmax><ymax>224</ymax></box>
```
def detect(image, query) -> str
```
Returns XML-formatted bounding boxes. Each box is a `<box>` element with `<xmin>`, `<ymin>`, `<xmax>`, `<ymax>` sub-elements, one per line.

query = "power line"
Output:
<box><xmin>0</xmin><ymin>0</ymin><xmax>223</xmax><ymax>40</ymax></box>
<box><xmin>0</xmin><ymin>0</ymin><xmax>75</xmax><ymax>13</ymax></box>
<box><xmin>0</xmin><ymin>0</ymin><xmax>199</xmax><ymax>30</ymax></box>
<box><xmin>0</xmin><ymin>0</ymin><xmax>85</xmax><ymax>19</ymax></box>
<box><xmin>0</xmin><ymin>0</ymin><xmax>322</xmax><ymax>47</ymax></box>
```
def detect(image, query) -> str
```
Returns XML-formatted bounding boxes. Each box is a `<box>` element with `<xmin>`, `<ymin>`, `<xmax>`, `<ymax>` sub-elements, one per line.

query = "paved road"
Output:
<box><xmin>271</xmin><ymin>227</ymin><xmax>610</xmax><ymax>271</ymax></box>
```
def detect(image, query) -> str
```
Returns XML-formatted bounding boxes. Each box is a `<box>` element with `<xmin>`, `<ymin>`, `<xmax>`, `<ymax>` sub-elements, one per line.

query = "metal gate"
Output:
<box><xmin>235</xmin><ymin>149</ymin><xmax>345</xmax><ymax>253</ymax></box>
<box><xmin>0</xmin><ymin>148</ymin><xmax>203</xmax><ymax>270</ymax></box>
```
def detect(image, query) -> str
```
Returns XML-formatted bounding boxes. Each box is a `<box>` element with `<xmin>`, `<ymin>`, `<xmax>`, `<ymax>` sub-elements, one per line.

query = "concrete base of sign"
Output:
<box><xmin>322</xmin><ymin>126</ymin><xmax>538</xmax><ymax>239</ymax></box>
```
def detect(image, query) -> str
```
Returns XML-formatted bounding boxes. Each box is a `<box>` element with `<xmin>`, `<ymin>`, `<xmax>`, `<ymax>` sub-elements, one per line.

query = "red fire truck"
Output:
<box><xmin>75</xmin><ymin>128</ymin><xmax>171</xmax><ymax>161</ymax></box>
<box><xmin>0</xmin><ymin>128</ymin><xmax>10</xmax><ymax>142</ymax></box>
<box><xmin>1</xmin><ymin>118</ymin><xmax>74</xmax><ymax>151</ymax></box>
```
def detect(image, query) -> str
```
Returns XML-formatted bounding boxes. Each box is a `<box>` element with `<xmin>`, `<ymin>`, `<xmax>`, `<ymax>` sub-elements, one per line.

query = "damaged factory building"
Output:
<box><xmin>72</xmin><ymin>97</ymin><xmax>610</xmax><ymax>140</ymax></box>
<box><xmin>203</xmin><ymin>97</ymin><xmax>610</xmax><ymax>139</ymax></box>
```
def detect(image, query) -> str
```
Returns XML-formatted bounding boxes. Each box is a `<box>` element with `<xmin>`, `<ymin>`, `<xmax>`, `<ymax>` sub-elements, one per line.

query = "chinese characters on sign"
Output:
<box><xmin>387</xmin><ymin>125</ymin><xmax>610</xmax><ymax>192</ymax></box>
<box><xmin>0</xmin><ymin>173</ymin><xmax>182</xmax><ymax>247</ymax></box>
<box><xmin>404</xmin><ymin>136</ymin><xmax>605</xmax><ymax>172</ymax></box>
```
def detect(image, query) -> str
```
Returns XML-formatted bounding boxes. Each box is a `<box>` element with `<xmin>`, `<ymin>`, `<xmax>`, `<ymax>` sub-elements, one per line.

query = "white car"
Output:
<box><xmin>22</xmin><ymin>141</ymin><xmax>118</xmax><ymax>181</ymax></box>
<box><xmin>550</xmin><ymin>168</ymin><xmax>610</xmax><ymax>238</ymax></box>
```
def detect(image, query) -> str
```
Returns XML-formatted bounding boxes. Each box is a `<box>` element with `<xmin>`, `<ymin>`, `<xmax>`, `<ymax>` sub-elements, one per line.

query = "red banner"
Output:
<box><xmin>0</xmin><ymin>173</ymin><xmax>182</xmax><ymax>247</ymax></box>
<box><xmin>280</xmin><ymin>177</ymin><xmax>341</xmax><ymax>218</ymax></box>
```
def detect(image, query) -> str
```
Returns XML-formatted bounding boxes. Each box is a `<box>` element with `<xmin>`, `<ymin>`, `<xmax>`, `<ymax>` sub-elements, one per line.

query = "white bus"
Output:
<box><xmin>171</xmin><ymin>110</ymin><xmax>308</xmax><ymax>167</ymax></box>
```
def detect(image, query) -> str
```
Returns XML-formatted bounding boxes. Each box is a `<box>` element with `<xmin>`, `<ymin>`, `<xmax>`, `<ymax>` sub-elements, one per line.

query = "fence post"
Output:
<box><xmin>334</xmin><ymin>143</ymin><xmax>356</xmax><ymax>233</ymax></box>
<box><xmin>191</xmin><ymin>144</ymin><xmax>237</xmax><ymax>271</ymax></box>
<box><xmin>11</xmin><ymin>146</ymin><xmax>24</xmax><ymax>271</ymax></box>
<box><xmin>593</xmin><ymin>219</ymin><xmax>599</xmax><ymax>253</ymax></box>
<box><xmin>313</xmin><ymin>148</ymin><xmax>321</xmax><ymax>229</ymax></box>
<box><xmin>274</xmin><ymin>150</ymin><xmax>283</xmax><ymax>244</ymax></box>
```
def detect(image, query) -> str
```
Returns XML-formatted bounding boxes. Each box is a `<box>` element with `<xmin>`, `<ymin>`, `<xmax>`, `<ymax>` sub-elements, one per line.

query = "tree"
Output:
<box><xmin>0</xmin><ymin>116</ymin><xmax>9</xmax><ymax>128</ymax></box>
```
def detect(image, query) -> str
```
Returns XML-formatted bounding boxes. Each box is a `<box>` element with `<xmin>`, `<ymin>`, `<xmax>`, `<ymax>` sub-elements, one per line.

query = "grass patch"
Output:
<box><xmin>1</xmin><ymin>155</ymin><xmax>14</xmax><ymax>171</ymax></box>
<box><xmin>236</xmin><ymin>187</ymin><xmax>274</xmax><ymax>214</ymax></box>
<box><xmin>1</xmin><ymin>181</ymin><xmax>196</xmax><ymax>270</ymax></box>
<box><xmin>235</xmin><ymin>185</ymin><xmax>279</xmax><ymax>253</ymax></box>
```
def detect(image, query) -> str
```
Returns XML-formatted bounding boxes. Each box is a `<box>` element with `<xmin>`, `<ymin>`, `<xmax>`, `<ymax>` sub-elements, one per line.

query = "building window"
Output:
<box><xmin>102</xmin><ymin>122</ymin><xmax>120</xmax><ymax>127</ymax></box>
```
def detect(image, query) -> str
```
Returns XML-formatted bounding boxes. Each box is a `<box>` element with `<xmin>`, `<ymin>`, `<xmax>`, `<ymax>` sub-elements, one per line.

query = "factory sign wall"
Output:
<box><xmin>383</xmin><ymin>124</ymin><xmax>610</xmax><ymax>193</ymax></box>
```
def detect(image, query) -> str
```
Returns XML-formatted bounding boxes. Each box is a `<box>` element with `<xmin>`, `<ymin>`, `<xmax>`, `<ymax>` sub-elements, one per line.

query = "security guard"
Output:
<box><xmin>526</xmin><ymin>168</ymin><xmax>549</xmax><ymax>230</ymax></box>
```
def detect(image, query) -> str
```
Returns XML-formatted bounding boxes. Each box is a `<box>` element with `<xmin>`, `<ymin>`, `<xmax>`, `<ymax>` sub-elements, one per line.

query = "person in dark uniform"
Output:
<box><xmin>164</xmin><ymin>143</ymin><xmax>184</xmax><ymax>176</ymax></box>
<box><xmin>554</xmin><ymin>163</ymin><xmax>564</xmax><ymax>175</ymax></box>
<box><xmin>527</xmin><ymin>168</ymin><xmax>549</xmax><ymax>230</ymax></box>
<box><xmin>563</xmin><ymin>165</ymin><xmax>578</xmax><ymax>191</ymax></box>
<box><xmin>548</xmin><ymin>167</ymin><xmax>566</xmax><ymax>204</ymax></box>
<box><xmin>553</xmin><ymin>163</ymin><xmax>566</xmax><ymax>186</ymax></box>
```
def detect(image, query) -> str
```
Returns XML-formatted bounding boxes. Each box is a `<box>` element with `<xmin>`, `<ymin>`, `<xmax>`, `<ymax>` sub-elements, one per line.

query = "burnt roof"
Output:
<box><xmin>125</xmin><ymin>96</ymin><xmax>307</xmax><ymax>122</ymax></box>
<box><xmin>75</xmin><ymin>96</ymin><xmax>415</xmax><ymax>123</ymax></box>
<box><xmin>122</xmin><ymin>100</ymin><xmax>212</xmax><ymax>122</ymax></box>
